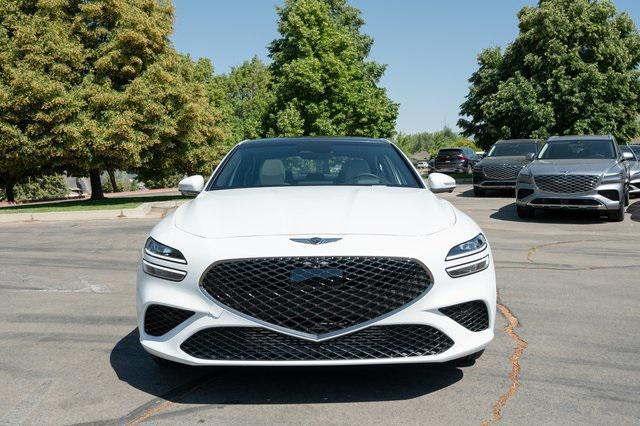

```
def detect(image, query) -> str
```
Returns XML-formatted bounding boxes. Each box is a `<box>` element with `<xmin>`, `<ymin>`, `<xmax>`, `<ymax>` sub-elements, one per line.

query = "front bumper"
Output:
<box><xmin>516</xmin><ymin>181</ymin><xmax>624</xmax><ymax>210</ymax></box>
<box><xmin>473</xmin><ymin>173</ymin><xmax>516</xmax><ymax>189</ymax></box>
<box><xmin>630</xmin><ymin>177</ymin><xmax>640</xmax><ymax>196</ymax></box>
<box><xmin>136</xmin><ymin>233</ymin><xmax>496</xmax><ymax>366</ymax></box>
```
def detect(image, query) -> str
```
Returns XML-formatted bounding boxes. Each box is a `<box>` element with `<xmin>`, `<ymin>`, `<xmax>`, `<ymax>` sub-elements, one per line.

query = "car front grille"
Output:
<box><xmin>200</xmin><ymin>257</ymin><xmax>432</xmax><ymax>337</ymax></box>
<box><xmin>180</xmin><ymin>325</ymin><xmax>454</xmax><ymax>361</ymax></box>
<box><xmin>483</xmin><ymin>164</ymin><xmax>523</xmax><ymax>180</ymax></box>
<box><xmin>144</xmin><ymin>305</ymin><xmax>195</xmax><ymax>336</ymax></box>
<box><xmin>439</xmin><ymin>301</ymin><xmax>489</xmax><ymax>332</ymax></box>
<box><xmin>534</xmin><ymin>175</ymin><xmax>599</xmax><ymax>193</ymax></box>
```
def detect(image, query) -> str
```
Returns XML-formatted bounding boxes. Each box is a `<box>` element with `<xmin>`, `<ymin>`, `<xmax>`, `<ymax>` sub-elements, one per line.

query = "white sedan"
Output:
<box><xmin>137</xmin><ymin>137</ymin><xmax>496</xmax><ymax>367</ymax></box>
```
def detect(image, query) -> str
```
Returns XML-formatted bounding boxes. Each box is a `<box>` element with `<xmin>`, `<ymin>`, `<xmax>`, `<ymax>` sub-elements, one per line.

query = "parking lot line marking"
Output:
<box><xmin>482</xmin><ymin>303</ymin><xmax>528</xmax><ymax>425</ymax></box>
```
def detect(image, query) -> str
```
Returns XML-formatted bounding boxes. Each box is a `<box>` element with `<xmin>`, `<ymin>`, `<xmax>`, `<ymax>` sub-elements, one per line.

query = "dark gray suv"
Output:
<box><xmin>515</xmin><ymin>135</ymin><xmax>630</xmax><ymax>222</ymax></box>
<box><xmin>472</xmin><ymin>139</ymin><xmax>544</xmax><ymax>196</ymax></box>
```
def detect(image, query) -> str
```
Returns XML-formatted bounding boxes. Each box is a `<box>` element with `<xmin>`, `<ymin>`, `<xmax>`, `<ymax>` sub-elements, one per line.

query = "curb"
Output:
<box><xmin>0</xmin><ymin>200</ymin><xmax>186</xmax><ymax>224</ymax></box>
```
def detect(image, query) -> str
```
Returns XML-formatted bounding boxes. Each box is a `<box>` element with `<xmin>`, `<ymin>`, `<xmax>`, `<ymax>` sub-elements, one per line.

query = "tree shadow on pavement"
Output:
<box><xmin>110</xmin><ymin>329</ymin><xmax>464</xmax><ymax>406</ymax></box>
<box><xmin>490</xmin><ymin>202</ymin><xmax>616</xmax><ymax>224</ymax></box>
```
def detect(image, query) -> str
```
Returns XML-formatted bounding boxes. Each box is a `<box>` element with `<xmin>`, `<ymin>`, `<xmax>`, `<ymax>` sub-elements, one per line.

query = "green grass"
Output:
<box><xmin>0</xmin><ymin>195</ymin><xmax>185</xmax><ymax>214</ymax></box>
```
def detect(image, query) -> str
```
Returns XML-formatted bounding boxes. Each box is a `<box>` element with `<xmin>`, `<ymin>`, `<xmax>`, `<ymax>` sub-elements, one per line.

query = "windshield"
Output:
<box><xmin>487</xmin><ymin>143</ymin><xmax>537</xmax><ymax>157</ymax></box>
<box><xmin>538</xmin><ymin>140</ymin><xmax>616</xmax><ymax>160</ymax></box>
<box><xmin>209</xmin><ymin>141</ymin><xmax>422</xmax><ymax>190</ymax></box>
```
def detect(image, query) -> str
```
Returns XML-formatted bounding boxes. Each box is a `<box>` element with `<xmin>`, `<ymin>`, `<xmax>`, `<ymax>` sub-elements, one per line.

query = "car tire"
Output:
<box><xmin>607</xmin><ymin>201</ymin><xmax>625</xmax><ymax>222</ymax></box>
<box><xmin>517</xmin><ymin>205</ymin><xmax>534</xmax><ymax>219</ymax></box>
<box><xmin>624</xmin><ymin>187</ymin><xmax>630</xmax><ymax>207</ymax></box>
<box><xmin>473</xmin><ymin>186</ymin><xmax>486</xmax><ymax>197</ymax></box>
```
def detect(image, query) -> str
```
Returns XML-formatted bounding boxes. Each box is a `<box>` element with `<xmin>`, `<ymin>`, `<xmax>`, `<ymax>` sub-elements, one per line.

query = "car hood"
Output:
<box><xmin>174</xmin><ymin>186</ymin><xmax>456</xmax><ymax>238</ymax></box>
<box><xmin>479</xmin><ymin>156</ymin><xmax>530</xmax><ymax>166</ymax></box>
<box><xmin>527</xmin><ymin>159</ymin><xmax>620</xmax><ymax>175</ymax></box>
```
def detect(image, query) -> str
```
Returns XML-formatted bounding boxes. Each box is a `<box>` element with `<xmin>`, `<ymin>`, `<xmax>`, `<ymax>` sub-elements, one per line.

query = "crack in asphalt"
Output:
<box><xmin>525</xmin><ymin>239</ymin><xmax>620</xmax><ymax>263</ymax></box>
<box><xmin>482</xmin><ymin>302</ymin><xmax>528</xmax><ymax>425</ymax></box>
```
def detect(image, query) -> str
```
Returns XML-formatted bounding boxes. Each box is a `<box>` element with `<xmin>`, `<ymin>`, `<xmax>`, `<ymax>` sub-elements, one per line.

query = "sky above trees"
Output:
<box><xmin>171</xmin><ymin>0</ymin><xmax>640</xmax><ymax>134</ymax></box>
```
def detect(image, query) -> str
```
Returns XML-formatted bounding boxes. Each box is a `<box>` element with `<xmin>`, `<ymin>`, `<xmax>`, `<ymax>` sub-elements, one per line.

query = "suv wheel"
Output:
<box><xmin>473</xmin><ymin>186</ymin><xmax>485</xmax><ymax>197</ymax></box>
<box><xmin>624</xmin><ymin>186</ymin><xmax>630</xmax><ymax>207</ymax></box>
<box><xmin>517</xmin><ymin>205</ymin><xmax>534</xmax><ymax>219</ymax></box>
<box><xmin>607</xmin><ymin>200</ymin><xmax>625</xmax><ymax>222</ymax></box>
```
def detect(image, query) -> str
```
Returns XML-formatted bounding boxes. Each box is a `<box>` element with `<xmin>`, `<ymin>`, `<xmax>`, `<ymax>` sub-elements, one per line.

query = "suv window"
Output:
<box><xmin>538</xmin><ymin>139</ymin><xmax>616</xmax><ymax>160</ymax></box>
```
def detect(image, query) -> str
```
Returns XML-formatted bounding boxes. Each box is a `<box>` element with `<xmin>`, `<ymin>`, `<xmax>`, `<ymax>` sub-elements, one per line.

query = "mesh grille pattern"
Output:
<box><xmin>534</xmin><ymin>175</ymin><xmax>599</xmax><ymax>193</ymax></box>
<box><xmin>483</xmin><ymin>164</ymin><xmax>524</xmax><ymax>180</ymax></box>
<box><xmin>180</xmin><ymin>325</ymin><xmax>454</xmax><ymax>361</ymax></box>
<box><xmin>440</xmin><ymin>301</ymin><xmax>489</xmax><ymax>332</ymax></box>
<box><xmin>201</xmin><ymin>257</ymin><xmax>431</xmax><ymax>336</ymax></box>
<box><xmin>144</xmin><ymin>305</ymin><xmax>195</xmax><ymax>336</ymax></box>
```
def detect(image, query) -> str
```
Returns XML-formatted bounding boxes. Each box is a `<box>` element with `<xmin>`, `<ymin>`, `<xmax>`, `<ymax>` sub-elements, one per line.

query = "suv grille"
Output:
<box><xmin>144</xmin><ymin>305</ymin><xmax>195</xmax><ymax>336</ymax></box>
<box><xmin>200</xmin><ymin>257</ymin><xmax>432</xmax><ymax>337</ymax></box>
<box><xmin>483</xmin><ymin>164</ymin><xmax>523</xmax><ymax>180</ymax></box>
<box><xmin>534</xmin><ymin>175</ymin><xmax>599</xmax><ymax>193</ymax></box>
<box><xmin>180</xmin><ymin>325</ymin><xmax>454</xmax><ymax>361</ymax></box>
<box><xmin>440</xmin><ymin>301</ymin><xmax>489</xmax><ymax>332</ymax></box>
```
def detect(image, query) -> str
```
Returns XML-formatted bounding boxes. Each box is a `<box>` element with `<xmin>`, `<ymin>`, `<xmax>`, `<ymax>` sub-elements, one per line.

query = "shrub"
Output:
<box><xmin>0</xmin><ymin>175</ymin><xmax>69</xmax><ymax>202</ymax></box>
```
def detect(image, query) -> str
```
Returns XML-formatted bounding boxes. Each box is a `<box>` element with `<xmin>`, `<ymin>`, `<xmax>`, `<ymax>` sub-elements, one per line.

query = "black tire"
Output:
<box><xmin>517</xmin><ymin>205</ymin><xmax>534</xmax><ymax>219</ymax></box>
<box><xmin>624</xmin><ymin>187</ymin><xmax>630</xmax><ymax>206</ymax></box>
<box><xmin>607</xmin><ymin>201</ymin><xmax>625</xmax><ymax>222</ymax></box>
<box><xmin>473</xmin><ymin>186</ymin><xmax>486</xmax><ymax>197</ymax></box>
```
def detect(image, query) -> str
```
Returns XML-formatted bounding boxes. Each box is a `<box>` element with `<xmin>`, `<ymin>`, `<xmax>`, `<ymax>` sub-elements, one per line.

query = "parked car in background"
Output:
<box><xmin>516</xmin><ymin>135</ymin><xmax>630</xmax><ymax>222</ymax></box>
<box><xmin>475</xmin><ymin>151</ymin><xmax>486</xmax><ymax>159</ymax></box>
<box><xmin>620</xmin><ymin>145</ymin><xmax>640</xmax><ymax>198</ymax></box>
<box><xmin>433</xmin><ymin>147</ymin><xmax>479</xmax><ymax>174</ymax></box>
<box><xmin>472</xmin><ymin>139</ymin><xmax>544</xmax><ymax>196</ymax></box>
<box><xmin>416</xmin><ymin>161</ymin><xmax>430</xmax><ymax>170</ymax></box>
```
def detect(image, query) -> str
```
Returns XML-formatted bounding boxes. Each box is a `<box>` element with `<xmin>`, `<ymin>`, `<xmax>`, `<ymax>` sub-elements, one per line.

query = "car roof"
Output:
<box><xmin>548</xmin><ymin>135</ymin><xmax>614</xmax><ymax>142</ymax></box>
<box><xmin>239</xmin><ymin>137</ymin><xmax>389</xmax><ymax>147</ymax></box>
<box><xmin>495</xmin><ymin>139</ymin><xmax>541</xmax><ymax>144</ymax></box>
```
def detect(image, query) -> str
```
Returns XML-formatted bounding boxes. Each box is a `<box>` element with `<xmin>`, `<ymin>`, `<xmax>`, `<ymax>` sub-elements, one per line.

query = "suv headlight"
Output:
<box><xmin>144</xmin><ymin>237</ymin><xmax>187</xmax><ymax>264</ymax></box>
<box><xmin>446</xmin><ymin>256</ymin><xmax>490</xmax><ymax>278</ymax></box>
<box><xmin>517</xmin><ymin>169</ymin><xmax>534</xmax><ymax>184</ymax></box>
<box><xmin>601</xmin><ymin>171</ymin><xmax>624</xmax><ymax>184</ymax></box>
<box><xmin>446</xmin><ymin>233</ymin><xmax>487</xmax><ymax>261</ymax></box>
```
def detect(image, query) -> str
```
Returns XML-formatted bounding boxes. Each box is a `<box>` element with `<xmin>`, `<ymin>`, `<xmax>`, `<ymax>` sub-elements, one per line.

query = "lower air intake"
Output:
<box><xmin>180</xmin><ymin>325</ymin><xmax>454</xmax><ymax>361</ymax></box>
<box><xmin>440</xmin><ymin>301</ymin><xmax>489</xmax><ymax>332</ymax></box>
<box><xmin>144</xmin><ymin>305</ymin><xmax>195</xmax><ymax>336</ymax></box>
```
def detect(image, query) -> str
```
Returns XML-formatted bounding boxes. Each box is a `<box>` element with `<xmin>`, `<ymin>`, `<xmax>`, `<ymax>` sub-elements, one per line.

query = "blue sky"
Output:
<box><xmin>172</xmin><ymin>0</ymin><xmax>640</xmax><ymax>134</ymax></box>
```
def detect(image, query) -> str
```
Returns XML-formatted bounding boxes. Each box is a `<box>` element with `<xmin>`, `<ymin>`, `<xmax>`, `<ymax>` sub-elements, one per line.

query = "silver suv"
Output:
<box><xmin>516</xmin><ymin>135</ymin><xmax>631</xmax><ymax>222</ymax></box>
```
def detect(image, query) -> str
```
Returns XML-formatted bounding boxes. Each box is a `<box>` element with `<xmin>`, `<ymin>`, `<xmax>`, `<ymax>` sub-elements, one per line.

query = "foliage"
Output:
<box><xmin>395</xmin><ymin>128</ymin><xmax>479</xmax><ymax>158</ymax></box>
<box><xmin>459</xmin><ymin>0</ymin><xmax>640</xmax><ymax>150</ymax></box>
<box><xmin>0</xmin><ymin>175</ymin><xmax>68</xmax><ymax>202</ymax></box>
<box><xmin>214</xmin><ymin>57</ymin><xmax>274</xmax><ymax>141</ymax></box>
<box><xmin>267</xmin><ymin>0</ymin><xmax>398</xmax><ymax>138</ymax></box>
<box><xmin>141</xmin><ymin>173</ymin><xmax>184</xmax><ymax>190</ymax></box>
<box><xmin>0</xmin><ymin>195</ymin><xmax>184</xmax><ymax>214</ymax></box>
<box><xmin>102</xmin><ymin>177</ymin><xmax>140</xmax><ymax>193</ymax></box>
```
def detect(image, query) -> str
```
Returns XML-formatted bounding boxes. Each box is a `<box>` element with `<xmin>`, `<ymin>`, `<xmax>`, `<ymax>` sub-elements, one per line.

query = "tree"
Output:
<box><xmin>267</xmin><ymin>0</ymin><xmax>398</xmax><ymax>138</ymax></box>
<box><xmin>215</xmin><ymin>56</ymin><xmax>274</xmax><ymax>141</ymax></box>
<box><xmin>459</xmin><ymin>0</ymin><xmax>640</xmax><ymax>150</ymax></box>
<box><xmin>395</xmin><ymin>127</ymin><xmax>478</xmax><ymax>158</ymax></box>
<box><xmin>0</xmin><ymin>1</ymin><xmax>85</xmax><ymax>202</ymax></box>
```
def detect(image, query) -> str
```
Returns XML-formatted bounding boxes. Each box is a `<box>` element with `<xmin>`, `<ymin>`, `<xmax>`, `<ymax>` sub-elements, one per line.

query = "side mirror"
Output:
<box><xmin>427</xmin><ymin>172</ymin><xmax>456</xmax><ymax>194</ymax></box>
<box><xmin>525</xmin><ymin>153</ymin><xmax>536</xmax><ymax>161</ymax></box>
<box><xmin>621</xmin><ymin>151</ymin><xmax>634</xmax><ymax>162</ymax></box>
<box><xmin>178</xmin><ymin>175</ymin><xmax>204</xmax><ymax>197</ymax></box>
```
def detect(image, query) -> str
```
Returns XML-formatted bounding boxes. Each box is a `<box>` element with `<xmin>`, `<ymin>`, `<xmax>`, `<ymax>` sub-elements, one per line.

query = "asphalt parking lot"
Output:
<box><xmin>1</xmin><ymin>185</ymin><xmax>639</xmax><ymax>425</ymax></box>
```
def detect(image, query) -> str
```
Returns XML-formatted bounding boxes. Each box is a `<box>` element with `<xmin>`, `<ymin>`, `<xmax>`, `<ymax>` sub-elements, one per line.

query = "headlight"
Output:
<box><xmin>473</xmin><ymin>163</ymin><xmax>483</xmax><ymax>173</ymax></box>
<box><xmin>144</xmin><ymin>237</ymin><xmax>187</xmax><ymax>264</ymax></box>
<box><xmin>446</xmin><ymin>233</ymin><xmax>487</xmax><ymax>261</ymax></box>
<box><xmin>517</xmin><ymin>169</ymin><xmax>534</xmax><ymax>184</ymax></box>
<box><xmin>601</xmin><ymin>171</ymin><xmax>624</xmax><ymax>184</ymax></box>
<box><xmin>446</xmin><ymin>256</ymin><xmax>490</xmax><ymax>278</ymax></box>
<box><xmin>142</xmin><ymin>260</ymin><xmax>187</xmax><ymax>282</ymax></box>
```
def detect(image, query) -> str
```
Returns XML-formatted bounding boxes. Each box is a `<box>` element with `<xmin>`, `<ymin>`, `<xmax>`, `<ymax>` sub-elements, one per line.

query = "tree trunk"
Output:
<box><xmin>5</xmin><ymin>180</ymin><xmax>16</xmax><ymax>203</ymax></box>
<box><xmin>108</xmin><ymin>169</ymin><xmax>119</xmax><ymax>193</ymax></box>
<box><xmin>89</xmin><ymin>169</ymin><xmax>105</xmax><ymax>200</ymax></box>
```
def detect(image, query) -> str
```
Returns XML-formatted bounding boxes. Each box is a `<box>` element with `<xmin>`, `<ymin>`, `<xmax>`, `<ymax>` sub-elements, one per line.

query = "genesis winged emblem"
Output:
<box><xmin>290</xmin><ymin>237</ymin><xmax>342</xmax><ymax>245</ymax></box>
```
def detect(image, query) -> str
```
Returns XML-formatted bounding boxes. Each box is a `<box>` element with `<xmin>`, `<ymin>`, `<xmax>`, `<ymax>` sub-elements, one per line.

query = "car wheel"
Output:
<box><xmin>517</xmin><ymin>205</ymin><xmax>534</xmax><ymax>219</ymax></box>
<box><xmin>473</xmin><ymin>186</ymin><xmax>486</xmax><ymax>197</ymax></box>
<box><xmin>624</xmin><ymin>187</ymin><xmax>630</xmax><ymax>206</ymax></box>
<box><xmin>607</xmin><ymin>201</ymin><xmax>625</xmax><ymax>222</ymax></box>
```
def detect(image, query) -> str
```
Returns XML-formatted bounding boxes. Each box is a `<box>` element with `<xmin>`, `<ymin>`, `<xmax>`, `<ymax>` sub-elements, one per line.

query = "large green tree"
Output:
<box><xmin>459</xmin><ymin>0</ymin><xmax>640</xmax><ymax>150</ymax></box>
<box><xmin>267</xmin><ymin>0</ymin><xmax>398</xmax><ymax>138</ymax></box>
<box><xmin>0</xmin><ymin>0</ymin><xmax>84</xmax><ymax>202</ymax></box>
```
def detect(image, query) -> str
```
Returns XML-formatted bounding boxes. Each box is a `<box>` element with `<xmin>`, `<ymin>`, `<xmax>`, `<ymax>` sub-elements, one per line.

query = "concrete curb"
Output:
<box><xmin>0</xmin><ymin>200</ymin><xmax>186</xmax><ymax>224</ymax></box>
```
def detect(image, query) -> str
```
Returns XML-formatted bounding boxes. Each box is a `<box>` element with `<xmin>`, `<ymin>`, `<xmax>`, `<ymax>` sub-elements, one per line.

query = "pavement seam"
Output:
<box><xmin>525</xmin><ymin>239</ymin><xmax>619</xmax><ymax>263</ymax></box>
<box><xmin>482</xmin><ymin>303</ymin><xmax>528</xmax><ymax>425</ymax></box>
